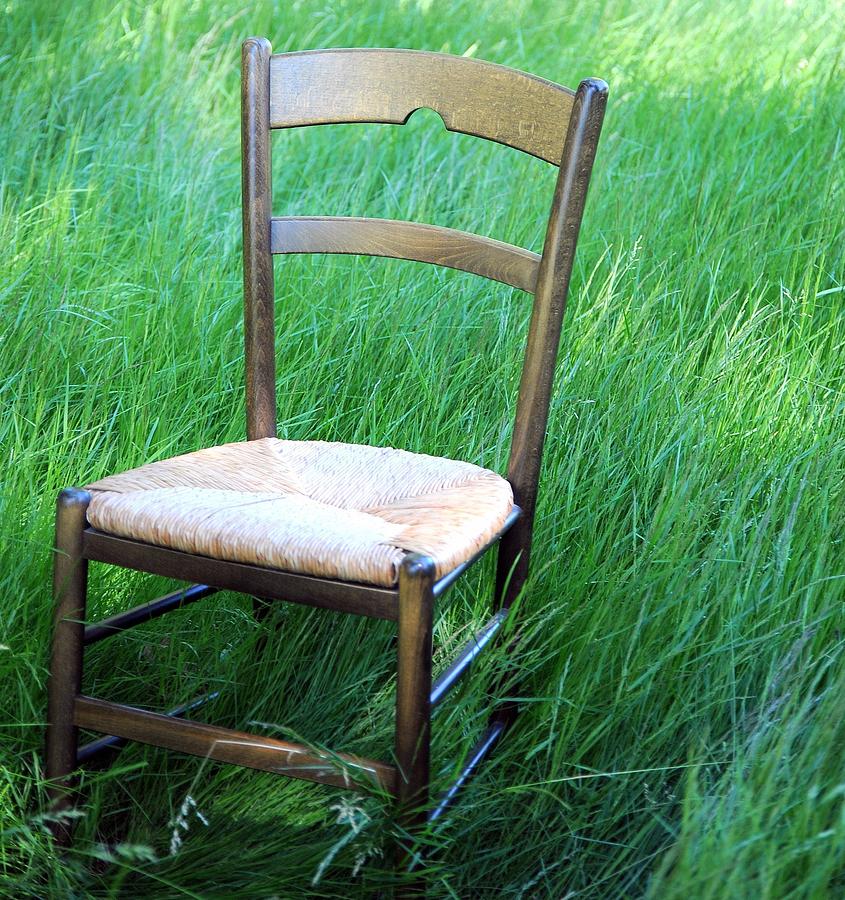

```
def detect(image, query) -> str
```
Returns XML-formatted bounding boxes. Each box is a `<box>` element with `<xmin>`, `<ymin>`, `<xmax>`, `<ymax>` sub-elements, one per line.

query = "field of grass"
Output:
<box><xmin>2</xmin><ymin>0</ymin><xmax>845</xmax><ymax>896</ymax></box>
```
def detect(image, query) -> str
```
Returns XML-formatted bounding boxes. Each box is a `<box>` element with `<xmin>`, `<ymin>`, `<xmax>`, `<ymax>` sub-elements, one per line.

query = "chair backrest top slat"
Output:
<box><xmin>270</xmin><ymin>216</ymin><xmax>540</xmax><ymax>293</ymax></box>
<box><xmin>269</xmin><ymin>48</ymin><xmax>575</xmax><ymax>164</ymax></box>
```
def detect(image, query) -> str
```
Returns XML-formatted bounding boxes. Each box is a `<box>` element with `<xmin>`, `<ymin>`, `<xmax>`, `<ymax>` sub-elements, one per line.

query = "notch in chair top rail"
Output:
<box><xmin>268</xmin><ymin>48</ymin><xmax>575</xmax><ymax>165</ymax></box>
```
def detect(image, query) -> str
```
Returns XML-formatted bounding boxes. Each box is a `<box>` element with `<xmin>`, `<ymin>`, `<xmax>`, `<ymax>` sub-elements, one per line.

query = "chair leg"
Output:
<box><xmin>45</xmin><ymin>488</ymin><xmax>90</xmax><ymax>846</ymax></box>
<box><xmin>252</xmin><ymin>596</ymin><xmax>275</xmax><ymax>655</ymax></box>
<box><xmin>493</xmin><ymin>516</ymin><xmax>531</xmax><ymax>613</ymax></box>
<box><xmin>492</xmin><ymin>523</ymin><xmax>531</xmax><ymax>729</ymax></box>
<box><xmin>395</xmin><ymin>554</ymin><xmax>435</xmax><ymax>894</ymax></box>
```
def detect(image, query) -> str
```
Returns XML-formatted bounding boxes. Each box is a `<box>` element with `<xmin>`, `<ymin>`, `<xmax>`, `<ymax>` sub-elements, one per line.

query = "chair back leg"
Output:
<box><xmin>490</xmin><ymin>520</ymin><xmax>531</xmax><ymax>733</ymax></box>
<box><xmin>493</xmin><ymin>515</ymin><xmax>531</xmax><ymax>611</ymax></box>
<box><xmin>45</xmin><ymin>488</ymin><xmax>90</xmax><ymax>845</ymax></box>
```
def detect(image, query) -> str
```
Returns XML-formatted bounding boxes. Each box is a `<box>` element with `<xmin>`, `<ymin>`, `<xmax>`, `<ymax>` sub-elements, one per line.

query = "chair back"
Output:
<box><xmin>241</xmin><ymin>40</ymin><xmax>607</xmax><ymax>592</ymax></box>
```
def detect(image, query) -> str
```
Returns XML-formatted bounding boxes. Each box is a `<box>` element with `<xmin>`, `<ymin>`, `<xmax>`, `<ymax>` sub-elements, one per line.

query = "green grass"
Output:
<box><xmin>2</xmin><ymin>0</ymin><xmax>845</xmax><ymax>895</ymax></box>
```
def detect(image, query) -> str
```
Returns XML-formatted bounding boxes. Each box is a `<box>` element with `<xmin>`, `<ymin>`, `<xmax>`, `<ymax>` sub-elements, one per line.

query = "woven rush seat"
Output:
<box><xmin>84</xmin><ymin>438</ymin><xmax>514</xmax><ymax>587</ymax></box>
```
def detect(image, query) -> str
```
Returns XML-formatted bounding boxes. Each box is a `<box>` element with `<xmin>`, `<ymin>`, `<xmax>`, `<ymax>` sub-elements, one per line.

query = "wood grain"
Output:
<box><xmin>75</xmin><ymin>696</ymin><xmax>396</xmax><ymax>792</ymax></box>
<box><xmin>44</xmin><ymin>40</ymin><xmax>610</xmax><ymax>856</ymax></box>
<box><xmin>242</xmin><ymin>36</ymin><xmax>277</xmax><ymax>440</ymax></box>
<box><xmin>45</xmin><ymin>488</ymin><xmax>90</xmax><ymax>844</ymax></box>
<box><xmin>271</xmin><ymin>216</ymin><xmax>540</xmax><ymax>292</ymax></box>
<box><xmin>496</xmin><ymin>78</ymin><xmax>608</xmax><ymax>609</ymax></box>
<box><xmin>395</xmin><ymin>554</ymin><xmax>435</xmax><ymax>840</ymax></box>
<box><xmin>269</xmin><ymin>49</ymin><xmax>575</xmax><ymax>164</ymax></box>
<box><xmin>82</xmin><ymin>529</ymin><xmax>399</xmax><ymax>621</ymax></box>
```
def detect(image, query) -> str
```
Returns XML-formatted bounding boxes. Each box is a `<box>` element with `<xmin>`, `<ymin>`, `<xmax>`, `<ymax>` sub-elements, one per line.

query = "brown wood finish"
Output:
<box><xmin>242</xmin><ymin>37</ymin><xmax>276</xmax><ymax>441</ymax></box>
<box><xmin>430</xmin><ymin>609</ymin><xmax>507</xmax><ymax>708</ymax></box>
<box><xmin>432</xmin><ymin>505</ymin><xmax>521</xmax><ymax>598</ymax></box>
<box><xmin>395</xmin><ymin>553</ymin><xmax>435</xmax><ymax>884</ymax></box>
<box><xmin>429</xmin><ymin>718</ymin><xmax>506</xmax><ymax>821</ymax></box>
<box><xmin>269</xmin><ymin>49</ymin><xmax>575</xmax><ymax>164</ymax></box>
<box><xmin>271</xmin><ymin>217</ymin><xmax>540</xmax><ymax>292</ymax></box>
<box><xmin>495</xmin><ymin>77</ymin><xmax>608</xmax><ymax>611</ymax></box>
<box><xmin>84</xmin><ymin>583</ymin><xmax>218</xmax><ymax>644</ymax></box>
<box><xmin>77</xmin><ymin>691</ymin><xmax>219</xmax><ymax>764</ymax></box>
<box><xmin>75</xmin><ymin>696</ymin><xmax>396</xmax><ymax>793</ymax></box>
<box><xmin>82</xmin><ymin>529</ymin><xmax>399</xmax><ymax>621</ymax></box>
<box><xmin>44</xmin><ymin>41</ymin><xmax>609</xmax><ymax>882</ymax></box>
<box><xmin>45</xmin><ymin>488</ymin><xmax>90</xmax><ymax>844</ymax></box>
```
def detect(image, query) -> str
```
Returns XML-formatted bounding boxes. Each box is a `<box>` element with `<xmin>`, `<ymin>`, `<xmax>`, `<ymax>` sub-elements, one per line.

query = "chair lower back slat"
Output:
<box><xmin>270</xmin><ymin>216</ymin><xmax>540</xmax><ymax>293</ymax></box>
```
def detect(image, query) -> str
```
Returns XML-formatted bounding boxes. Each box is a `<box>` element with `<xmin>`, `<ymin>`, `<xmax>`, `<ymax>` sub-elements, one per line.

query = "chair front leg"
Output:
<box><xmin>395</xmin><ymin>553</ymin><xmax>435</xmax><ymax>889</ymax></box>
<box><xmin>45</xmin><ymin>488</ymin><xmax>91</xmax><ymax>845</ymax></box>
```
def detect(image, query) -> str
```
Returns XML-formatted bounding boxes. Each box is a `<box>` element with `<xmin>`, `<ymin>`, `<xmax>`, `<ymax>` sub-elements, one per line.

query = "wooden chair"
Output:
<box><xmin>45</xmin><ymin>40</ymin><xmax>607</xmax><ymax>877</ymax></box>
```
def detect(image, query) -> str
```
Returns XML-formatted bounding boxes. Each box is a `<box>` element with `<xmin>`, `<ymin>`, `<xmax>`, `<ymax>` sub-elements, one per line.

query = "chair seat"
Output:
<box><xmin>84</xmin><ymin>438</ymin><xmax>514</xmax><ymax>587</ymax></box>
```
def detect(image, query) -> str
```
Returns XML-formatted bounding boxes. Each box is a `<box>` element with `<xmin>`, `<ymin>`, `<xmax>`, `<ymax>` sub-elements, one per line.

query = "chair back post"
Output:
<box><xmin>496</xmin><ymin>77</ymin><xmax>608</xmax><ymax>608</ymax></box>
<box><xmin>242</xmin><ymin>37</ymin><xmax>277</xmax><ymax>440</ymax></box>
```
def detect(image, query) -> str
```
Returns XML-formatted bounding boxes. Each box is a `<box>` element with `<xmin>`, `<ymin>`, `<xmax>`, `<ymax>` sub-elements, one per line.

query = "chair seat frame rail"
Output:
<box><xmin>44</xmin><ymin>37</ymin><xmax>607</xmax><ymax>890</ymax></box>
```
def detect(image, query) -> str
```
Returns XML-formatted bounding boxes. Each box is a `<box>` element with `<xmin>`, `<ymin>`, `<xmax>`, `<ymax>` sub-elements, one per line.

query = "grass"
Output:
<box><xmin>1</xmin><ymin>0</ymin><xmax>845</xmax><ymax>895</ymax></box>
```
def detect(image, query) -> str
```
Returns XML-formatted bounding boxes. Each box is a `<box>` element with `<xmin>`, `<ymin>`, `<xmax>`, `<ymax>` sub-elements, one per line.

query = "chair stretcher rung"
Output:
<box><xmin>74</xmin><ymin>696</ymin><xmax>396</xmax><ymax>793</ymax></box>
<box><xmin>77</xmin><ymin>691</ymin><xmax>220</xmax><ymax>763</ymax></box>
<box><xmin>433</xmin><ymin>505</ymin><xmax>521</xmax><ymax>597</ymax></box>
<box><xmin>430</xmin><ymin>608</ymin><xmax>508</xmax><ymax>707</ymax></box>
<box><xmin>84</xmin><ymin>584</ymin><xmax>218</xmax><ymax>645</ymax></box>
<box><xmin>429</xmin><ymin>717</ymin><xmax>507</xmax><ymax>821</ymax></box>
